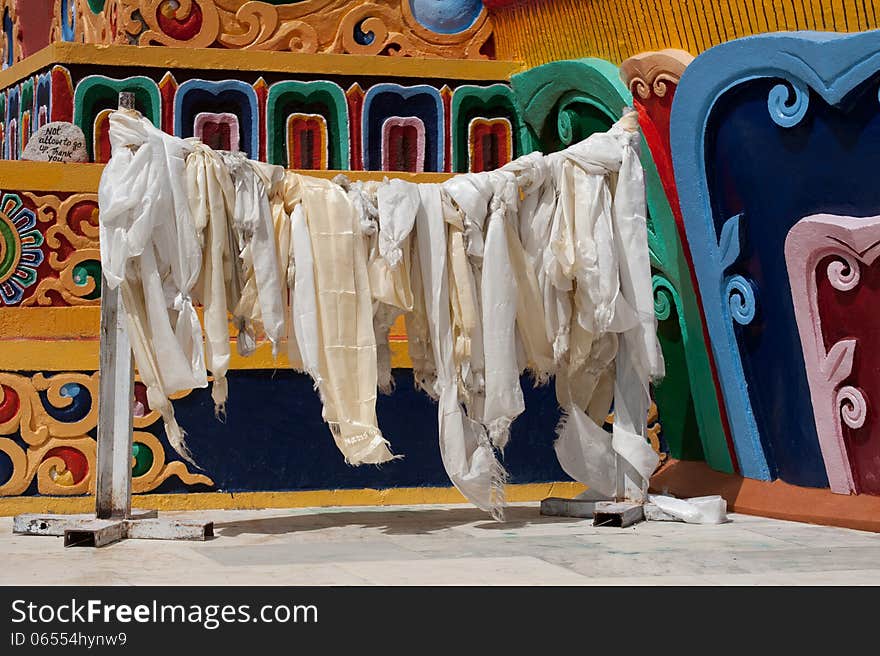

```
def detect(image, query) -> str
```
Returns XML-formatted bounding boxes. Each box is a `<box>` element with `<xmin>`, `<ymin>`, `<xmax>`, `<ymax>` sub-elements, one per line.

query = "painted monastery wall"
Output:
<box><xmin>2</xmin><ymin>0</ymin><xmax>880</xmax><ymax>524</ymax></box>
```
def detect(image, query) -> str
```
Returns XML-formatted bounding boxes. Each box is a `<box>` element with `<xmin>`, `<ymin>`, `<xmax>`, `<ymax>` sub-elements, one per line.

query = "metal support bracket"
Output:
<box><xmin>14</xmin><ymin>510</ymin><xmax>213</xmax><ymax>548</ymax></box>
<box><xmin>592</xmin><ymin>501</ymin><xmax>645</xmax><ymax>528</ymax></box>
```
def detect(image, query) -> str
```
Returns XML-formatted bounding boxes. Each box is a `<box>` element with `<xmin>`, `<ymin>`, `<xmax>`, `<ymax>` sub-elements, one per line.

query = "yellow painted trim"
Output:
<box><xmin>0</xmin><ymin>336</ymin><xmax>412</xmax><ymax>370</ymax></box>
<box><xmin>0</xmin><ymin>43</ymin><xmax>57</xmax><ymax>90</ymax></box>
<box><xmin>0</xmin><ymin>43</ymin><xmax>523</xmax><ymax>91</ymax></box>
<box><xmin>0</xmin><ymin>482</ymin><xmax>586</xmax><ymax>516</ymax></box>
<box><xmin>0</xmin><ymin>307</ymin><xmax>413</xmax><ymax>369</ymax></box>
<box><xmin>0</xmin><ymin>306</ymin><xmax>99</xmax><ymax>339</ymax></box>
<box><xmin>0</xmin><ymin>340</ymin><xmax>99</xmax><ymax>371</ymax></box>
<box><xmin>0</xmin><ymin>161</ymin><xmax>105</xmax><ymax>192</ymax></box>
<box><xmin>0</xmin><ymin>161</ymin><xmax>453</xmax><ymax>193</ymax></box>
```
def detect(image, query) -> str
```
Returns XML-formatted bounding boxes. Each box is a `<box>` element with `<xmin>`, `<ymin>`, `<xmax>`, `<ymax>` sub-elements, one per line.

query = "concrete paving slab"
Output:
<box><xmin>2</xmin><ymin>503</ymin><xmax>879</xmax><ymax>585</ymax></box>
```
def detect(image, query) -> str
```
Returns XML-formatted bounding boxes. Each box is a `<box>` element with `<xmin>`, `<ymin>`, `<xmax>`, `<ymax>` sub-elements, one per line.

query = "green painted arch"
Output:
<box><xmin>652</xmin><ymin>273</ymin><xmax>705</xmax><ymax>461</ymax></box>
<box><xmin>18</xmin><ymin>78</ymin><xmax>33</xmax><ymax>146</ymax></box>
<box><xmin>266</xmin><ymin>81</ymin><xmax>349</xmax><ymax>170</ymax></box>
<box><xmin>73</xmin><ymin>76</ymin><xmax>161</xmax><ymax>161</ymax></box>
<box><xmin>512</xmin><ymin>59</ymin><xmax>626</xmax><ymax>150</ymax></box>
<box><xmin>19</xmin><ymin>78</ymin><xmax>33</xmax><ymax>120</ymax></box>
<box><xmin>511</xmin><ymin>57</ymin><xmax>734</xmax><ymax>473</ymax></box>
<box><xmin>450</xmin><ymin>84</ymin><xmax>530</xmax><ymax>172</ymax></box>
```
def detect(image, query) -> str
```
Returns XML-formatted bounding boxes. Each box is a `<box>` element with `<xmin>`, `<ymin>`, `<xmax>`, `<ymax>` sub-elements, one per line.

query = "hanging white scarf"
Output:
<box><xmin>337</xmin><ymin>177</ymin><xmax>402</xmax><ymax>393</ymax></box>
<box><xmin>283</xmin><ymin>173</ymin><xmax>396</xmax><ymax>465</ymax></box>
<box><xmin>221</xmin><ymin>153</ymin><xmax>286</xmax><ymax>357</ymax></box>
<box><xmin>441</xmin><ymin>192</ymin><xmax>480</xmax><ymax>401</ymax></box>
<box><xmin>98</xmin><ymin>110</ymin><xmax>205</xmax><ymax>463</ymax></box>
<box><xmin>185</xmin><ymin>142</ymin><xmax>238</xmax><ymax>416</ymax></box>
<box><xmin>476</xmin><ymin>171</ymin><xmax>524</xmax><ymax>450</ymax></box>
<box><xmin>370</xmin><ymin>179</ymin><xmax>417</xmax><ymax>392</ymax></box>
<box><xmin>413</xmin><ymin>183</ymin><xmax>506</xmax><ymax>519</ymax></box>
<box><xmin>609</xmin><ymin>122</ymin><xmax>664</xmax><ymax>500</ymax></box>
<box><xmin>544</xmin><ymin>114</ymin><xmax>662</xmax><ymax>502</ymax></box>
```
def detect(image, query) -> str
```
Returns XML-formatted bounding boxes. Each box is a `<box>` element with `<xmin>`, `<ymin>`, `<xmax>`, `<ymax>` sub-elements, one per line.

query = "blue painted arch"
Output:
<box><xmin>362</xmin><ymin>84</ymin><xmax>445</xmax><ymax>172</ymax></box>
<box><xmin>175</xmin><ymin>79</ymin><xmax>260</xmax><ymax>158</ymax></box>
<box><xmin>670</xmin><ymin>30</ymin><xmax>880</xmax><ymax>485</ymax></box>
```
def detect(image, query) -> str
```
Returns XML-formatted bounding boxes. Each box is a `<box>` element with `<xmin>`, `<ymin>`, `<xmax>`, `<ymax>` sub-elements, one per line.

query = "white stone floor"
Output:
<box><xmin>2</xmin><ymin>502</ymin><xmax>880</xmax><ymax>585</ymax></box>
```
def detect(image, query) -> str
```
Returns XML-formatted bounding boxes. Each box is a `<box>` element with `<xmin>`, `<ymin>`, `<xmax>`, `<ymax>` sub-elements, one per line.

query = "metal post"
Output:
<box><xmin>95</xmin><ymin>92</ymin><xmax>136</xmax><ymax>520</ymax></box>
<box><xmin>95</xmin><ymin>283</ymin><xmax>134</xmax><ymax>518</ymax></box>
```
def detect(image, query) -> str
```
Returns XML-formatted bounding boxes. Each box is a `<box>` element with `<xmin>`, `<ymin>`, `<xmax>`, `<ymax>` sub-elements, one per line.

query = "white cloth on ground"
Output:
<box><xmin>647</xmin><ymin>494</ymin><xmax>728</xmax><ymax>524</ymax></box>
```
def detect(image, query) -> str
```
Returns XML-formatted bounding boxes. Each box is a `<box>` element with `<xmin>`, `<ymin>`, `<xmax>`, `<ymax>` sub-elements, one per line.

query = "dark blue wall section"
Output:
<box><xmin>363</xmin><ymin>90</ymin><xmax>442</xmax><ymax>171</ymax></box>
<box><xmin>705</xmin><ymin>75</ymin><xmax>880</xmax><ymax>488</ymax></box>
<box><xmin>177</xmin><ymin>87</ymin><xmax>256</xmax><ymax>157</ymax></box>
<box><xmin>152</xmin><ymin>369</ymin><xmax>569</xmax><ymax>494</ymax></box>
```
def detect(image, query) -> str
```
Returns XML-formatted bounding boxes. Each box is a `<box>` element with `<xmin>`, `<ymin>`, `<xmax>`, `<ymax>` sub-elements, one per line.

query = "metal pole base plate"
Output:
<box><xmin>540</xmin><ymin>497</ymin><xmax>605</xmax><ymax>518</ymax></box>
<box><xmin>13</xmin><ymin>510</ymin><xmax>213</xmax><ymax>548</ymax></box>
<box><xmin>592</xmin><ymin>501</ymin><xmax>645</xmax><ymax>528</ymax></box>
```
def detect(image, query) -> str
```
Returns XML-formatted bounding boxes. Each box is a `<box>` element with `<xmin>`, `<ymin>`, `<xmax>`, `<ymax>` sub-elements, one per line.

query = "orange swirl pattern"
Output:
<box><xmin>0</xmin><ymin>372</ymin><xmax>213</xmax><ymax>496</ymax></box>
<box><xmin>103</xmin><ymin>0</ymin><xmax>495</xmax><ymax>58</ymax></box>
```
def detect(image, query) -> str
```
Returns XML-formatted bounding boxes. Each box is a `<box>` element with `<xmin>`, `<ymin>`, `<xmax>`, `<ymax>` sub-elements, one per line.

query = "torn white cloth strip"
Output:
<box><xmin>285</xmin><ymin>173</ymin><xmax>396</xmax><ymax>466</ymax></box>
<box><xmin>478</xmin><ymin>171</ymin><xmax>524</xmax><ymax>451</ymax></box>
<box><xmin>536</xmin><ymin>114</ymin><xmax>662</xmax><ymax>501</ymax></box>
<box><xmin>441</xmin><ymin>176</ymin><xmax>487</xmax><ymax>414</ymax></box>
<box><xmin>441</xmin><ymin>192</ymin><xmax>479</xmax><ymax>398</ymax></box>
<box><xmin>614</xmin><ymin>125</ymin><xmax>665</xmax><ymax>381</ymax></box>
<box><xmin>98</xmin><ymin>110</ymin><xmax>205</xmax><ymax>463</ymax></box>
<box><xmin>609</xmin><ymin>121</ymin><xmax>662</xmax><ymax>501</ymax></box>
<box><xmin>376</xmin><ymin>178</ymin><xmax>419</xmax><ymax>269</ymax></box>
<box><xmin>222</xmin><ymin>154</ymin><xmax>287</xmax><ymax>355</ymax></box>
<box><xmin>185</xmin><ymin>142</ymin><xmax>237</xmax><ymax>415</ymax></box>
<box><xmin>414</xmin><ymin>183</ymin><xmax>506</xmax><ymax>519</ymax></box>
<box><xmin>288</xmin><ymin>202</ymin><xmax>320</xmax><ymax>381</ymax></box>
<box><xmin>647</xmin><ymin>495</ymin><xmax>728</xmax><ymax>524</ymax></box>
<box><xmin>553</xmin><ymin>403</ymin><xmax>617</xmax><ymax>499</ymax></box>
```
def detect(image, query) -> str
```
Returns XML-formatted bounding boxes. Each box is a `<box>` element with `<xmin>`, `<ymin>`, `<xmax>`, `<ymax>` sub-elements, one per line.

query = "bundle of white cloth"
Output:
<box><xmin>98</xmin><ymin>108</ymin><xmax>664</xmax><ymax>520</ymax></box>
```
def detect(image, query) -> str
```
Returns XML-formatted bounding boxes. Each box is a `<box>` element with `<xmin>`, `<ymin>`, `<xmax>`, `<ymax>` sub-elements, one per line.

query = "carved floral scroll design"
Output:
<box><xmin>718</xmin><ymin>213</ymin><xmax>758</xmax><ymax>327</ymax></box>
<box><xmin>768</xmin><ymin>78</ymin><xmax>810</xmax><ymax>128</ymax></box>
<box><xmin>783</xmin><ymin>214</ymin><xmax>880</xmax><ymax>494</ymax></box>
<box><xmin>620</xmin><ymin>49</ymin><xmax>694</xmax><ymax>102</ymax></box>
<box><xmin>114</xmin><ymin>0</ymin><xmax>494</xmax><ymax>59</ymax></box>
<box><xmin>18</xmin><ymin>192</ymin><xmax>103</xmax><ymax>307</ymax></box>
<box><xmin>0</xmin><ymin>371</ymin><xmax>213</xmax><ymax>496</ymax></box>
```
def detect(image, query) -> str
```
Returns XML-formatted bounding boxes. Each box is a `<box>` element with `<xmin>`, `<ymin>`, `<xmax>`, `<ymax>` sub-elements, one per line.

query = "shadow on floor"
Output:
<box><xmin>214</xmin><ymin>505</ymin><xmax>577</xmax><ymax>537</ymax></box>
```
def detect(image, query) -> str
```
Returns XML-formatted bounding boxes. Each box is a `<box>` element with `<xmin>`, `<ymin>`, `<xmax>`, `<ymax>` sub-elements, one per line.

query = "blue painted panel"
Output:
<box><xmin>3</xmin><ymin>8</ymin><xmax>12</xmax><ymax>69</ymax></box>
<box><xmin>35</xmin><ymin>72</ymin><xmax>51</xmax><ymax>124</ymax></box>
<box><xmin>3</xmin><ymin>370</ymin><xmax>571</xmax><ymax>496</ymax></box>
<box><xmin>163</xmin><ymin>370</ymin><xmax>566</xmax><ymax>493</ymax></box>
<box><xmin>175</xmin><ymin>80</ymin><xmax>259</xmax><ymax>159</ymax></box>
<box><xmin>61</xmin><ymin>0</ymin><xmax>76</xmax><ymax>42</ymax></box>
<box><xmin>5</xmin><ymin>84</ymin><xmax>18</xmax><ymax>159</ymax></box>
<box><xmin>362</xmin><ymin>84</ymin><xmax>444</xmax><ymax>172</ymax></box>
<box><xmin>671</xmin><ymin>30</ymin><xmax>880</xmax><ymax>486</ymax></box>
